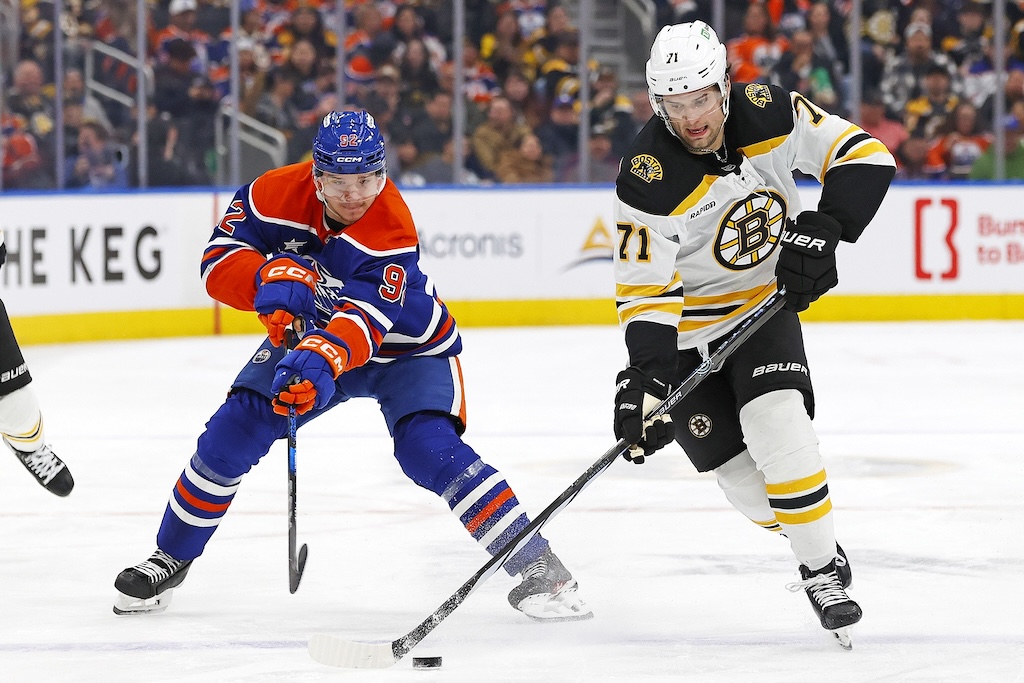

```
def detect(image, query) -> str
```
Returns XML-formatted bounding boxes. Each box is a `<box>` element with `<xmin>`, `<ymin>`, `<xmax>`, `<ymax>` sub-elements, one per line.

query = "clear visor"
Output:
<box><xmin>655</xmin><ymin>86</ymin><xmax>725</xmax><ymax>122</ymax></box>
<box><xmin>315</xmin><ymin>170</ymin><xmax>385</xmax><ymax>201</ymax></box>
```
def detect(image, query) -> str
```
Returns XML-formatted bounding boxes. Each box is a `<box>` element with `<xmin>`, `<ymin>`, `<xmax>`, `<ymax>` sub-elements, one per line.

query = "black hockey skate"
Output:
<box><xmin>113</xmin><ymin>549</ymin><xmax>192</xmax><ymax>615</ymax></box>
<box><xmin>788</xmin><ymin>559</ymin><xmax>862</xmax><ymax>650</ymax></box>
<box><xmin>508</xmin><ymin>548</ymin><xmax>593</xmax><ymax>622</ymax></box>
<box><xmin>6</xmin><ymin>439</ymin><xmax>74</xmax><ymax>497</ymax></box>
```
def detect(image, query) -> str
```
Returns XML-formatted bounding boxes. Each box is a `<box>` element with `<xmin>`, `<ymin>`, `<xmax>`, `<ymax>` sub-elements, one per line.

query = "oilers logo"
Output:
<box><xmin>310</xmin><ymin>261</ymin><xmax>345</xmax><ymax>322</ymax></box>
<box><xmin>713</xmin><ymin>190</ymin><xmax>787</xmax><ymax>270</ymax></box>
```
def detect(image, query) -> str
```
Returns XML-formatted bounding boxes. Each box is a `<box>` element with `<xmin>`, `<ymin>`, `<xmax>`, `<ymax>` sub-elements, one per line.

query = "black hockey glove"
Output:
<box><xmin>775</xmin><ymin>211</ymin><xmax>843</xmax><ymax>313</ymax></box>
<box><xmin>613</xmin><ymin>367</ymin><xmax>675</xmax><ymax>464</ymax></box>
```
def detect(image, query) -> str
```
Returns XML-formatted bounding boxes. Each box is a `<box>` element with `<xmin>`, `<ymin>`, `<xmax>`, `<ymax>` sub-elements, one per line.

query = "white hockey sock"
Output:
<box><xmin>0</xmin><ymin>385</ymin><xmax>45</xmax><ymax>452</ymax></box>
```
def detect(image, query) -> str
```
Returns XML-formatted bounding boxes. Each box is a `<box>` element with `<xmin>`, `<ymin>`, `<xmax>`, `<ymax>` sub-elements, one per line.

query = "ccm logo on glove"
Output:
<box><xmin>296</xmin><ymin>336</ymin><xmax>346</xmax><ymax>377</ymax></box>
<box><xmin>264</xmin><ymin>263</ymin><xmax>316</xmax><ymax>286</ymax></box>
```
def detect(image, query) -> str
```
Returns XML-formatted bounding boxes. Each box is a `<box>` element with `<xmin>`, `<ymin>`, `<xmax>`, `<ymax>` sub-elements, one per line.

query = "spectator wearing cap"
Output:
<box><xmin>969</xmin><ymin>101</ymin><xmax>1024</xmax><ymax>179</ymax></box>
<box><xmin>859</xmin><ymin>89</ymin><xmax>909</xmax><ymax>161</ymax></box>
<box><xmin>471</xmin><ymin>95</ymin><xmax>531</xmax><ymax>179</ymax></box>
<box><xmin>926</xmin><ymin>101</ymin><xmax>991</xmax><ymax>180</ymax></box>
<box><xmin>903</xmin><ymin>63</ymin><xmax>960</xmax><ymax>140</ymax></box>
<box><xmin>879</xmin><ymin>21</ymin><xmax>962</xmax><ymax>122</ymax></box>
<box><xmin>534</xmin><ymin>93</ymin><xmax>581</xmax><ymax>174</ymax></box>
<box><xmin>154</xmin><ymin>0</ymin><xmax>211</xmax><ymax>75</ymax></box>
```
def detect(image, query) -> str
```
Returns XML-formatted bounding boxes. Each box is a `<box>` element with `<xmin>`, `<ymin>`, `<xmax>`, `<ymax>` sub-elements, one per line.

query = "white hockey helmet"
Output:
<box><xmin>646</xmin><ymin>21</ymin><xmax>730</xmax><ymax>125</ymax></box>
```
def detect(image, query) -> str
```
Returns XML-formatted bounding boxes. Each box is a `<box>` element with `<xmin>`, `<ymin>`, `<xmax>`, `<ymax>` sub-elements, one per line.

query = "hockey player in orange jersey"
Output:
<box><xmin>113</xmin><ymin>111</ymin><xmax>591</xmax><ymax>623</ymax></box>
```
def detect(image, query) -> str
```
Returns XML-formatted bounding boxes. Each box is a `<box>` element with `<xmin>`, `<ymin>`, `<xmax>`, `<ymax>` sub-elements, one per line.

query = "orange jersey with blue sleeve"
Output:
<box><xmin>201</xmin><ymin>162</ymin><xmax>461</xmax><ymax>371</ymax></box>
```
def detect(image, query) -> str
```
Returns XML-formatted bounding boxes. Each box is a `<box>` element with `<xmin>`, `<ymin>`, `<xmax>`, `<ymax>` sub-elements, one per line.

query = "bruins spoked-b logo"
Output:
<box><xmin>688</xmin><ymin>413</ymin><xmax>713</xmax><ymax>438</ymax></box>
<box><xmin>630</xmin><ymin>154</ymin><xmax>663</xmax><ymax>183</ymax></box>
<box><xmin>713</xmin><ymin>190</ymin><xmax>787</xmax><ymax>270</ymax></box>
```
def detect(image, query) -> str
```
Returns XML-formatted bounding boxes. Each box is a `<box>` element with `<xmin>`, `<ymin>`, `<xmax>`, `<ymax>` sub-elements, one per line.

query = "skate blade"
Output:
<box><xmin>113</xmin><ymin>589</ymin><xmax>174</xmax><ymax>615</ymax></box>
<box><xmin>517</xmin><ymin>586</ymin><xmax>594</xmax><ymax>622</ymax></box>
<box><xmin>832</xmin><ymin>627</ymin><xmax>853</xmax><ymax>650</ymax></box>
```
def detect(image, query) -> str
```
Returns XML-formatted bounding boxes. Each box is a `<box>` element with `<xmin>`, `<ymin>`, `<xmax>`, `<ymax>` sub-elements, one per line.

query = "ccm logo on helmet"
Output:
<box><xmin>335</xmin><ymin>156</ymin><xmax>364</xmax><ymax>163</ymax></box>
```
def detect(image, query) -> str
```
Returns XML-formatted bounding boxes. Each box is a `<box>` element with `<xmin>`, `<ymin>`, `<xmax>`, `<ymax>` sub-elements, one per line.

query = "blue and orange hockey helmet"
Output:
<box><xmin>311</xmin><ymin>110</ymin><xmax>387</xmax><ymax>176</ymax></box>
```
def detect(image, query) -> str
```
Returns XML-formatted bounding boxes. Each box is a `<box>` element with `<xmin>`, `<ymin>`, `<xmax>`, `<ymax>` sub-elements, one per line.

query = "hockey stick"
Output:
<box><xmin>308</xmin><ymin>287</ymin><xmax>787</xmax><ymax>669</ymax></box>
<box><xmin>284</xmin><ymin>317</ymin><xmax>309</xmax><ymax>594</ymax></box>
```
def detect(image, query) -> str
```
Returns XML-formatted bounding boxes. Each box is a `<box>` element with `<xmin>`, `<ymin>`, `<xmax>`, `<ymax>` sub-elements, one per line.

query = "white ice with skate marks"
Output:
<box><xmin>0</xmin><ymin>322</ymin><xmax>1021</xmax><ymax>681</ymax></box>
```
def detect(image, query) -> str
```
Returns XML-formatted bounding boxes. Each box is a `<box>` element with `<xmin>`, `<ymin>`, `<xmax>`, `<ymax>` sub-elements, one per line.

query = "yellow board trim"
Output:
<box><xmin>9</xmin><ymin>294</ymin><xmax>1024</xmax><ymax>345</ymax></box>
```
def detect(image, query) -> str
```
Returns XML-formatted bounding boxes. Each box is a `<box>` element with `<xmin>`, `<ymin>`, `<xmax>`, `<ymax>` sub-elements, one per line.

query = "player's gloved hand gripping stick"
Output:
<box><xmin>307</xmin><ymin>287</ymin><xmax>788</xmax><ymax>669</ymax></box>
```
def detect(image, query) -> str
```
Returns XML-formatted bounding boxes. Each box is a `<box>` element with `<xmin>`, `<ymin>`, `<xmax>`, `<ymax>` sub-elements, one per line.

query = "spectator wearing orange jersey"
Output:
<box><xmin>1</xmin><ymin>116</ymin><xmax>49</xmax><ymax>189</ymax></box>
<box><xmin>153</xmin><ymin>0</ymin><xmax>212</xmax><ymax>75</ymax></box>
<box><xmin>925</xmin><ymin>101</ymin><xmax>991</xmax><ymax>180</ymax></box>
<box><xmin>727</xmin><ymin>2</ymin><xmax>789</xmax><ymax>83</ymax></box>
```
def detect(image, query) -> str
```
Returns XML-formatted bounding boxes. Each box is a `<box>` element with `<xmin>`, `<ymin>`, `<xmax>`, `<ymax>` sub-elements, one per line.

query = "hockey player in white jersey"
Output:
<box><xmin>0</xmin><ymin>231</ymin><xmax>73</xmax><ymax>497</ymax></box>
<box><xmin>611</xmin><ymin>22</ymin><xmax>895</xmax><ymax>649</ymax></box>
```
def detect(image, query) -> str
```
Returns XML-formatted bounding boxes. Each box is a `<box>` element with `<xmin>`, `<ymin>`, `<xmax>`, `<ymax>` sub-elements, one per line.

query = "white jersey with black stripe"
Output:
<box><xmin>614</xmin><ymin>83</ymin><xmax>896</xmax><ymax>353</ymax></box>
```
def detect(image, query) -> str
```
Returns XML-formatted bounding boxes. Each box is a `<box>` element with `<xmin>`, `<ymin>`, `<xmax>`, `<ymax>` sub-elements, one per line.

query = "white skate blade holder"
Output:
<box><xmin>112</xmin><ymin>588</ymin><xmax>175</xmax><ymax>615</ymax></box>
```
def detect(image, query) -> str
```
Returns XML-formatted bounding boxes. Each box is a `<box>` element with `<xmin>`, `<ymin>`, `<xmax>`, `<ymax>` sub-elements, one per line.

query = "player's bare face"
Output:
<box><xmin>316</xmin><ymin>171</ymin><xmax>385</xmax><ymax>224</ymax></box>
<box><xmin>661</xmin><ymin>86</ymin><xmax>726</xmax><ymax>153</ymax></box>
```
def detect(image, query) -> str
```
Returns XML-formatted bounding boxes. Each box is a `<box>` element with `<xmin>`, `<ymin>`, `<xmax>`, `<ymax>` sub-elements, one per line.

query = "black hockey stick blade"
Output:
<box><xmin>290</xmin><ymin>543</ymin><xmax>308</xmax><ymax>594</ymax></box>
<box><xmin>308</xmin><ymin>287</ymin><xmax>787</xmax><ymax>669</ymax></box>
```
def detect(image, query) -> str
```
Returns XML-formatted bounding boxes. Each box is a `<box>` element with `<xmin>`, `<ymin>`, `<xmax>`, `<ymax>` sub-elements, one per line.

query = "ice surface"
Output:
<box><xmin>1</xmin><ymin>322</ymin><xmax>1021</xmax><ymax>682</ymax></box>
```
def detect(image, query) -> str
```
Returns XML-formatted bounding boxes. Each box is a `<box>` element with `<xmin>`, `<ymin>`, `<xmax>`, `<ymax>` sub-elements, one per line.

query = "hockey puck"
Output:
<box><xmin>412</xmin><ymin>656</ymin><xmax>442</xmax><ymax>669</ymax></box>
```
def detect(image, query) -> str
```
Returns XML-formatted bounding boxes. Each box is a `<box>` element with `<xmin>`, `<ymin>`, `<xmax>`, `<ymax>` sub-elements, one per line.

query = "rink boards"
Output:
<box><xmin>0</xmin><ymin>183</ymin><xmax>1022</xmax><ymax>343</ymax></box>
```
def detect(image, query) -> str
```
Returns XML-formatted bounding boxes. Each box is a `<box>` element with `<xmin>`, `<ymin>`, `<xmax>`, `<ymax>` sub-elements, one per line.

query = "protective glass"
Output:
<box><xmin>316</xmin><ymin>171</ymin><xmax>385</xmax><ymax>200</ymax></box>
<box><xmin>656</xmin><ymin>87</ymin><xmax>724</xmax><ymax>123</ymax></box>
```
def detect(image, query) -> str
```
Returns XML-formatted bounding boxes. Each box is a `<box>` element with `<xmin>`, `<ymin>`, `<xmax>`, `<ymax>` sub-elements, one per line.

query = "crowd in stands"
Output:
<box><xmin>5</xmin><ymin>0</ymin><xmax>1024</xmax><ymax>191</ymax></box>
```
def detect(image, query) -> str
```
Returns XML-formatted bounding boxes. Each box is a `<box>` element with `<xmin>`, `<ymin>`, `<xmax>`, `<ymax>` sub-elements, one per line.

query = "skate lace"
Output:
<box><xmin>786</xmin><ymin>571</ymin><xmax>849</xmax><ymax>608</ymax></box>
<box><xmin>521</xmin><ymin>558</ymin><xmax>549</xmax><ymax>581</ymax></box>
<box><xmin>135</xmin><ymin>550</ymin><xmax>184</xmax><ymax>583</ymax></box>
<box><xmin>19</xmin><ymin>446</ymin><xmax>64</xmax><ymax>484</ymax></box>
